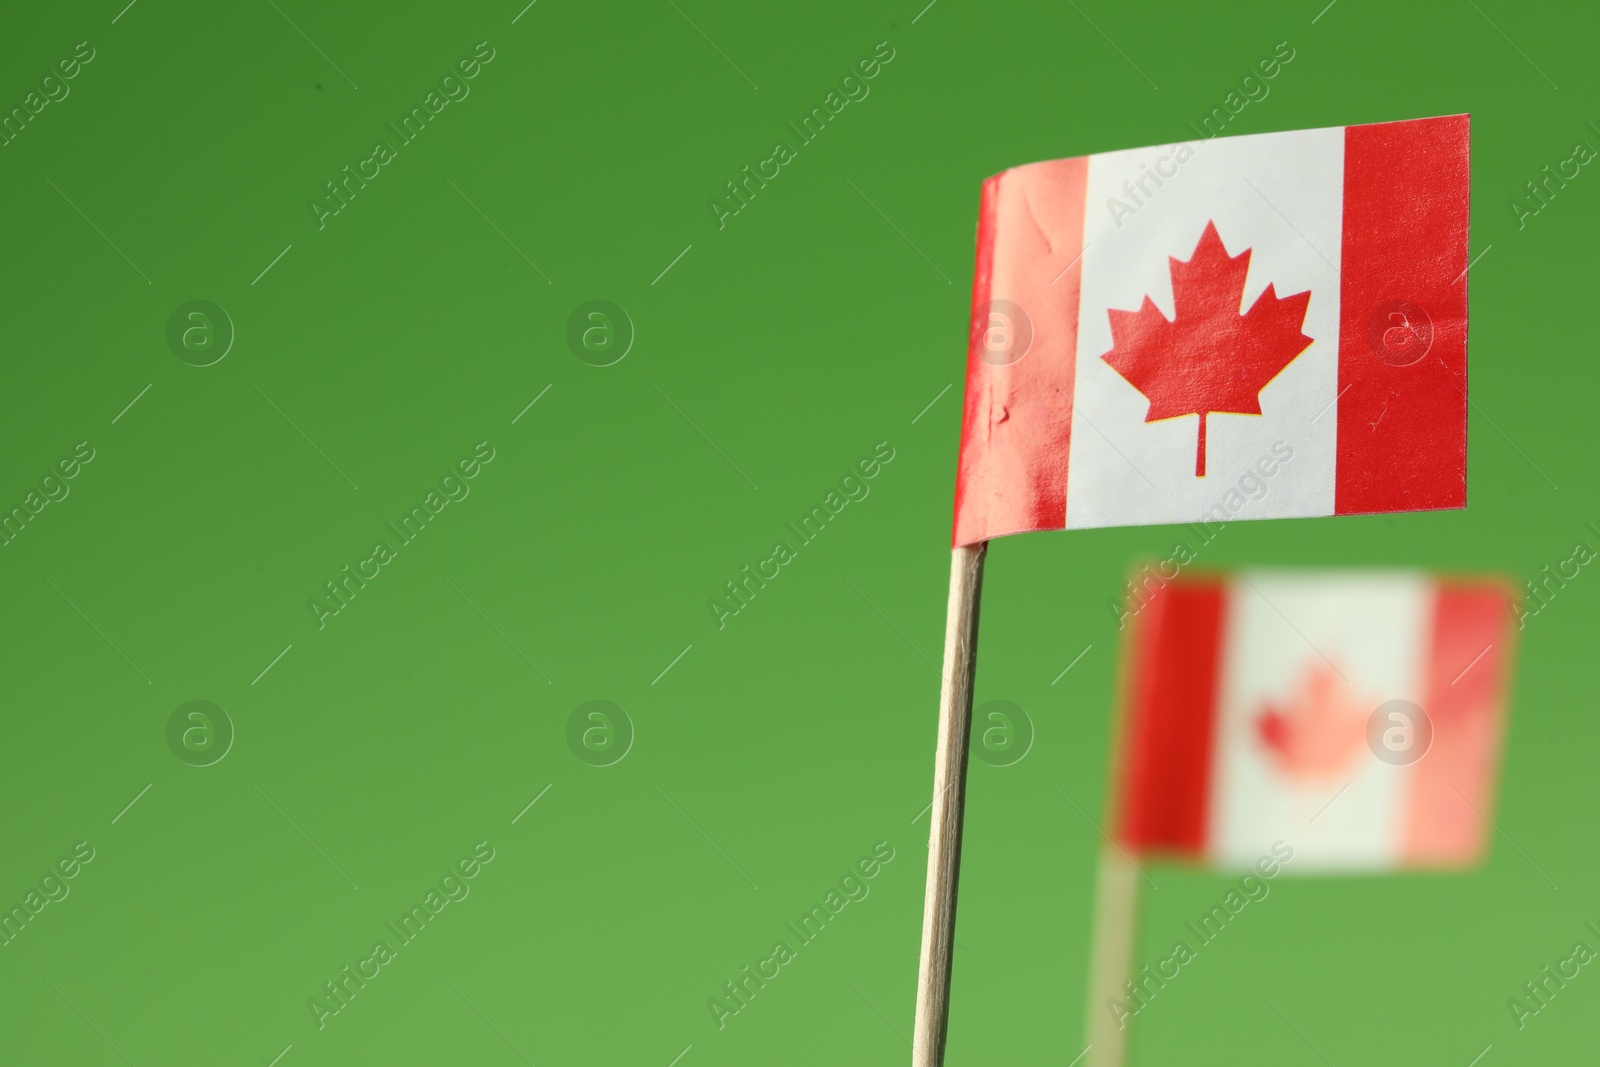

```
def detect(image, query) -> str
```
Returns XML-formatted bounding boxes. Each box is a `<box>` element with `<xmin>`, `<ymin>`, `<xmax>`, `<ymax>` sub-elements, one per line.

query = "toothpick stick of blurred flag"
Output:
<box><xmin>913</xmin><ymin>115</ymin><xmax>1505</xmax><ymax>1067</ymax></box>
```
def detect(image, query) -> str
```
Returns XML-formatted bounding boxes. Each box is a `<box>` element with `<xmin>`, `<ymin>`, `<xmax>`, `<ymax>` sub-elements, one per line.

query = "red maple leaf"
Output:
<box><xmin>1254</xmin><ymin>662</ymin><xmax>1368</xmax><ymax>778</ymax></box>
<box><xmin>1101</xmin><ymin>221</ymin><xmax>1313</xmax><ymax>476</ymax></box>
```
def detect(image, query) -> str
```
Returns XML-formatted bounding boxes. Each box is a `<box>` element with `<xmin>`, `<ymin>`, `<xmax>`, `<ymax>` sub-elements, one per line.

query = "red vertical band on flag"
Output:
<box><xmin>1114</xmin><ymin>576</ymin><xmax>1227</xmax><ymax>856</ymax></box>
<box><xmin>1402</xmin><ymin>580</ymin><xmax>1515</xmax><ymax>866</ymax></box>
<box><xmin>1335</xmin><ymin>115</ymin><xmax>1471</xmax><ymax>514</ymax></box>
<box><xmin>952</xmin><ymin>158</ymin><xmax>1088</xmax><ymax>546</ymax></box>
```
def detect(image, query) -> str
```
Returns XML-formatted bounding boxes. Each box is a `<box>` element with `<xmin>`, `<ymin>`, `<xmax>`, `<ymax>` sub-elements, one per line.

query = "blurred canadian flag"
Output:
<box><xmin>1112</xmin><ymin>570</ymin><xmax>1515</xmax><ymax>871</ymax></box>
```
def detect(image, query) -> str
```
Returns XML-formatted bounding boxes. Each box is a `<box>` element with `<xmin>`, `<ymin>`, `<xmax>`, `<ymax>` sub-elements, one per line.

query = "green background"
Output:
<box><xmin>1</xmin><ymin>0</ymin><xmax>1595</xmax><ymax>1063</ymax></box>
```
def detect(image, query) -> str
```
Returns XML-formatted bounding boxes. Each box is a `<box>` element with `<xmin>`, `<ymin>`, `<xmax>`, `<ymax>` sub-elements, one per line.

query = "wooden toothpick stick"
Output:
<box><xmin>912</xmin><ymin>542</ymin><xmax>987</xmax><ymax>1066</ymax></box>
<box><xmin>1084</xmin><ymin>845</ymin><xmax>1141</xmax><ymax>1067</ymax></box>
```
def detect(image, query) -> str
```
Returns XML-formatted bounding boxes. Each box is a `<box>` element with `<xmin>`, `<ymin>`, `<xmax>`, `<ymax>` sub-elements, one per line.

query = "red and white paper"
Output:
<box><xmin>1113</xmin><ymin>571</ymin><xmax>1514</xmax><ymax>871</ymax></box>
<box><xmin>953</xmin><ymin>115</ymin><xmax>1470</xmax><ymax>545</ymax></box>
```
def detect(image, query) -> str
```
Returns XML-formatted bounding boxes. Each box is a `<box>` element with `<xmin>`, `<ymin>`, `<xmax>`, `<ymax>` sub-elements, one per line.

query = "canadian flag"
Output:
<box><xmin>1113</xmin><ymin>571</ymin><xmax>1514</xmax><ymax>871</ymax></box>
<box><xmin>954</xmin><ymin>115</ymin><xmax>1470</xmax><ymax>545</ymax></box>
